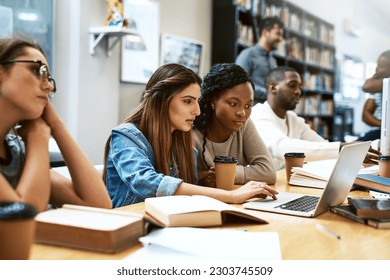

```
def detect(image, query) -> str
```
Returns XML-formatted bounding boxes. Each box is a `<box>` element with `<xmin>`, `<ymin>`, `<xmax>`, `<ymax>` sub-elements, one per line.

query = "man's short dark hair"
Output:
<box><xmin>380</xmin><ymin>50</ymin><xmax>390</xmax><ymax>60</ymax></box>
<box><xmin>259</xmin><ymin>16</ymin><xmax>284</xmax><ymax>34</ymax></box>
<box><xmin>265</xmin><ymin>66</ymin><xmax>297</xmax><ymax>88</ymax></box>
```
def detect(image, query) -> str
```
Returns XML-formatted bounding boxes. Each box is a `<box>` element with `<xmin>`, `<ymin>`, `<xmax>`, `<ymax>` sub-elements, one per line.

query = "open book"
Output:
<box><xmin>144</xmin><ymin>195</ymin><xmax>268</xmax><ymax>227</ymax></box>
<box><xmin>289</xmin><ymin>159</ymin><xmax>379</xmax><ymax>189</ymax></box>
<box><xmin>35</xmin><ymin>204</ymin><xmax>145</xmax><ymax>253</ymax></box>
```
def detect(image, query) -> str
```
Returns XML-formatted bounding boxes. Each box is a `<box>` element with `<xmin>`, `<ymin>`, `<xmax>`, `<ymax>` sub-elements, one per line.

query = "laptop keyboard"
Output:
<box><xmin>275</xmin><ymin>195</ymin><xmax>320</xmax><ymax>212</ymax></box>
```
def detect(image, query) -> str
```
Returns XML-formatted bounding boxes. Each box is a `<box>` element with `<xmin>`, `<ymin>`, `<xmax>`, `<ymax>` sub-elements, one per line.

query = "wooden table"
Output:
<box><xmin>30</xmin><ymin>170</ymin><xmax>390</xmax><ymax>260</ymax></box>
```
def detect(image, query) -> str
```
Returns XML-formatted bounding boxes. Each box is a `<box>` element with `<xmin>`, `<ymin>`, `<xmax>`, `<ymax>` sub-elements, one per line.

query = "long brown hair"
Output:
<box><xmin>103</xmin><ymin>63</ymin><xmax>202</xmax><ymax>183</ymax></box>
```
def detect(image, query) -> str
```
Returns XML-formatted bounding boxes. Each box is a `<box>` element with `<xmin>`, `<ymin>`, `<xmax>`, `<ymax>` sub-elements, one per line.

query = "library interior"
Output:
<box><xmin>1</xmin><ymin>0</ymin><xmax>390</xmax><ymax>265</ymax></box>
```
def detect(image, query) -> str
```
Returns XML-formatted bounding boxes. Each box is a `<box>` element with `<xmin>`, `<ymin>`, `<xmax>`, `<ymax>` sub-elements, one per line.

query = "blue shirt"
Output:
<box><xmin>236</xmin><ymin>44</ymin><xmax>277</xmax><ymax>102</ymax></box>
<box><xmin>105</xmin><ymin>123</ymin><xmax>197</xmax><ymax>207</ymax></box>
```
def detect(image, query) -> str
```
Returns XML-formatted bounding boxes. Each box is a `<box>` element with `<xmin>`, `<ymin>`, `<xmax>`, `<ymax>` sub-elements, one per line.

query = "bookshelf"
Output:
<box><xmin>333</xmin><ymin>106</ymin><xmax>354</xmax><ymax>142</ymax></box>
<box><xmin>211</xmin><ymin>0</ymin><xmax>336</xmax><ymax>140</ymax></box>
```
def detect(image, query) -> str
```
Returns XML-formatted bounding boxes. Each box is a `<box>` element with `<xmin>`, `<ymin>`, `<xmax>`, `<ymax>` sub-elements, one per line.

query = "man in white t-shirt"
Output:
<box><xmin>251</xmin><ymin>66</ymin><xmax>340</xmax><ymax>170</ymax></box>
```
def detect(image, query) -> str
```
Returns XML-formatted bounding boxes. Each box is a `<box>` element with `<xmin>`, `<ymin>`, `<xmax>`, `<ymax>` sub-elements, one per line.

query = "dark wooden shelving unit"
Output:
<box><xmin>212</xmin><ymin>0</ymin><xmax>336</xmax><ymax>140</ymax></box>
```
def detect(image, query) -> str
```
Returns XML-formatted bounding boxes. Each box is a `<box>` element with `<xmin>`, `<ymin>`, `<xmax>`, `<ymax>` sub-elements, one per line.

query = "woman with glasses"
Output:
<box><xmin>0</xmin><ymin>37</ymin><xmax>111</xmax><ymax>212</ymax></box>
<box><xmin>103</xmin><ymin>63</ymin><xmax>277</xmax><ymax>207</ymax></box>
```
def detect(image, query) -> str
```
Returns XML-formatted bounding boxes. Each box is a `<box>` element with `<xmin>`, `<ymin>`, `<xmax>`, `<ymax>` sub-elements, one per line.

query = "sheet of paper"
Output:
<box><xmin>370</xmin><ymin>190</ymin><xmax>390</xmax><ymax>199</ymax></box>
<box><xmin>125</xmin><ymin>227</ymin><xmax>281</xmax><ymax>260</ymax></box>
<box><xmin>358</xmin><ymin>165</ymin><xmax>379</xmax><ymax>175</ymax></box>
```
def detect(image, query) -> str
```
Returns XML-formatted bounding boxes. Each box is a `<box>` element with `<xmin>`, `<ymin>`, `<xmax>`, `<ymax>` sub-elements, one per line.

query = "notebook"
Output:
<box><xmin>243</xmin><ymin>141</ymin><xmax>371</xmax><ymax>217</ymax></box>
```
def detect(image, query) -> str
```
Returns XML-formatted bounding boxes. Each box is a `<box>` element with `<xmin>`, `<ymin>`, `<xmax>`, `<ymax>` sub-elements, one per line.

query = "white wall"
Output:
<box><xmin>118</xmin><ymin>0</ymin><xmax>212</xmax><ymax>121</ymax></box>
<box><xmin>54</xmin><ymin>0</ymin><xmax>211</xmax><ymax>163</ymax></box>
<box><xmin>288</xmin><ymin>0</ymin><xmax>390</xmax><ymax>135</ymax></box>
<box><xmin>54</xmin><ymin>0</ymin><xmax>120</xmax><ymax>164</ymax></box>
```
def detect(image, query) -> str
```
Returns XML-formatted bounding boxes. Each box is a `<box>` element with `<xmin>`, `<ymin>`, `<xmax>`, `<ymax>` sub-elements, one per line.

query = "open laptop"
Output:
<box><xmin>243</xmin><ymin>141</ymin><xmax>371</xmax><ymax>217</ymax></box>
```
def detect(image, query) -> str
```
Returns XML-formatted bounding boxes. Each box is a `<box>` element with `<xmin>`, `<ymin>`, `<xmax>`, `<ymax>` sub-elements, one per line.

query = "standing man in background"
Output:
<box><xmin>236</xmin><ymin>16</ymin><xmax>284</xmax><ymax>104</ymax></box>
<box><xmin>358</xmin><ymin>50</ymin><xmax>390</xmax><ymax>141</ymax></box>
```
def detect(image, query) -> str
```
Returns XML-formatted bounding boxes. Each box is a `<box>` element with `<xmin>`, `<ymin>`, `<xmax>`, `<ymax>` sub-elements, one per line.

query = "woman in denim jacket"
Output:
<box><xmin>103</xmin><ymin>63</ymin><xmax>278</xmax><ymax>207</ymax></box>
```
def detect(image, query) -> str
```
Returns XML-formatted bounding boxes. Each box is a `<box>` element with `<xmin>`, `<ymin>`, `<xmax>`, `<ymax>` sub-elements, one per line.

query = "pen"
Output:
<box><xmin>316</xmin><ymin>223</ymin><xmax>341</xmax><ymax>240</ymax></box>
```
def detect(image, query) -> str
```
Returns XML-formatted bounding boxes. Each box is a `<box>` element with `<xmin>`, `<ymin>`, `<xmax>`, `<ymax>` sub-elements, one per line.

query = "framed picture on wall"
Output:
<box><xmin>160</xmin><ymin>33</ymin><xmax>205</xmax><ymax>75</ymax></box>
<box><xmin>121</xmin><ymin>0</ymin><xmax>160</xmax><ymax>83</ymax></box>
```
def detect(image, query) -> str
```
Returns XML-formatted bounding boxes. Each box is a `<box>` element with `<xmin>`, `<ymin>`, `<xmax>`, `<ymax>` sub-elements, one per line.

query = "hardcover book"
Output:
<box><xmin>144</xmin><ymin>195</ymin><xmax>268</xmax><ymax>227</ymax></box>
<box><xmin>331</xmin><ymin>204</ymin><xmax>390</xmax><ymax>229</ymax></box>
<box><xmin>366</xmin><ymin>218</ymin><xmax>390</xmax><ymax>229</ymax></box>
<box><xmin>353</xmin><ymin>174</ymin><xmax>390</xmax><ymax>194</ymax></box>
<box><xmin>35</xmin><ymin>204</ymin><xmax>145</xmax><ymax>253</ymax></box>
<box><xmin>347</xmin><ymin>197</ymin><xmax>390</xmax><ymax>219</ymax></box>
<box><xmin>330</xmin><ymin>205</ymin><xmax>366</xmax><ymax>224</ymax></box>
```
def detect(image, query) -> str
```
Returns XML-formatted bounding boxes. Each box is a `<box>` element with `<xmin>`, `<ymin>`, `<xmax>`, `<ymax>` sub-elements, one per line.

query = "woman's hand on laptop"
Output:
<box><xmin>229</xmin><ymin>181</ymin><xmax>278</xmax><ymax>204</ymax></box>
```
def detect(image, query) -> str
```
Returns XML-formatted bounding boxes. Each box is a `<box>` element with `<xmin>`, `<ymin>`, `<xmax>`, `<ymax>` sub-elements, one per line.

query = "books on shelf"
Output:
<box><xmin>289</xmin><ymin>160</ymin><xmax>379</xmax><ymax>189</ymax></box>
<box><xmin>347</xmin><ymin>197</ymin><xmax>390</xmax><ymax>219</ymax></box>
<box><xmin>303</xmin><ymin>18</ymin><xmax>318</xmax><ymax>39</ymax></box>
<box><xmin>330</xmin><ymin>204</ymin><xmax>390</xmax><ymax>229</ymax></box>
<box><xmin>303</xmin><ymin>72</ymin><xmax>334</xmax><ymax>92</ymax></box>
<box><xmin>353</xmin><ymin>174</ymin><xmax>390</xmax><ymax>194</ymax></box>
<box><xmin>237</xmin><ymin>22</ymin><xmax>254</xmax><ymax>46</ymax></box>
<box><xmin>320</xmin><ymin>23</ymin><xmax>334</xmax><ymax>44</ymax></box>
<box><xmin>34</xmin><ymin>204</ymin><xmax>145</xmax><ymax>253</ymax></box>
<box><xmin>144</xmin><ymin>195</ymin><xmax>267</xmax><ymax>227</ymax></box>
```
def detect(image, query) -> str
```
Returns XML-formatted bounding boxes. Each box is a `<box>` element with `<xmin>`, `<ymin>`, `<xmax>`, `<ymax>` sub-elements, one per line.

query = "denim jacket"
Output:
<box><xmin>105</xmin><ymin>123</ymin><xmax>198</xmax><ymax>207</ymax></box>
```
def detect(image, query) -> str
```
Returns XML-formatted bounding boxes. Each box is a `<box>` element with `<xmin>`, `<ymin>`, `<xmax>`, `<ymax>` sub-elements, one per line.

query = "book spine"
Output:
<box><xmin>354</xmin><ymin>177</ymin><xmax>390</xmax><ymax>194</ymax></box>
<box><xmin>366</xmin><ymin>219</ymin><xmax>390</xmax><ymax>229</ymax></box>
<box><xmin>330</xmin><ymin>206</ymin><xmax>366</xmax><ymax>224</ymax></box>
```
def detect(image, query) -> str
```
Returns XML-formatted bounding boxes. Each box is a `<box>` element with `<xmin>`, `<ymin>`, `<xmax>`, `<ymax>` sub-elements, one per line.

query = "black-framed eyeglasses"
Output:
<box><xmin>0</xmin><ymin>59</ymin><xmax>56</xmax><ymax>95</ymax></box>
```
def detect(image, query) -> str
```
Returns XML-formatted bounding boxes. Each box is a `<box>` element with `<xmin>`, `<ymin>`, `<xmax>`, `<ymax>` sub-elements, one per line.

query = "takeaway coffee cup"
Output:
<box><xmin>284</xmin><ymin>152</ymin><xmax>305</xmax><ymax>183</ymax></box>
<box><xmin>214</xmin><ymin>156</ymin><xmax>238</xmax><ymax>190</ymax></box>
<box><xmin>0</xmin><ymin>202</ymin><xmax>38</xmax><ymax>260</ymax></box>
<box><xmin>378</xmin><ymin>155</ymin><xmax>390</xmax><ymax>178</ymax></box>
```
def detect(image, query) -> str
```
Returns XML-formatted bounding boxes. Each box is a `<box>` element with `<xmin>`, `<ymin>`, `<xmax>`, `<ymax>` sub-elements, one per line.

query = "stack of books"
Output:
<box><xmin>331</xmin><ymin>197</ymin><xmax>390</xmax><ymax>229</ymax></box>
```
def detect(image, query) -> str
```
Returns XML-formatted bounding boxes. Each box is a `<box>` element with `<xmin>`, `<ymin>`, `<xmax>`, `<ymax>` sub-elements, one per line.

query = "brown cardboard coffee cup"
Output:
<box><xmin>378</xmin><ymin>155</ymin><xmax>390</xmax><ymax>178</ymax></box>
<box><xmin>284</xmin><ymin>152</ymin><xmax>305</xmax><ymax>183</ymax></box>
<box><xmin>0</xmin><ymin>202</ymin><xmax>37</xmax><ymax>260</ymax></box>
<box><xmin>214</xmin><ymin>156</ymin><xmax>238</xmax><ymax>190</ymax></box>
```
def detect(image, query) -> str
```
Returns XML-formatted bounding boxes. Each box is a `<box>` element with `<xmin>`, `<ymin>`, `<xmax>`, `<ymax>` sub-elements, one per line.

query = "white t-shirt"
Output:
<box><xmin>251</xmin><ymin>102</ymin><xmax>340</xmax><ymax>170</ymax></box>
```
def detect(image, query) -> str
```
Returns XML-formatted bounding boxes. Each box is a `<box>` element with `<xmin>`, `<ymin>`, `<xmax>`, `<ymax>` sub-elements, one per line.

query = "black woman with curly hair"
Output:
<box><xmin>193</xmin><ymin>63</ymin><xmax>276</xmax><ymax>188</ymax></box>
